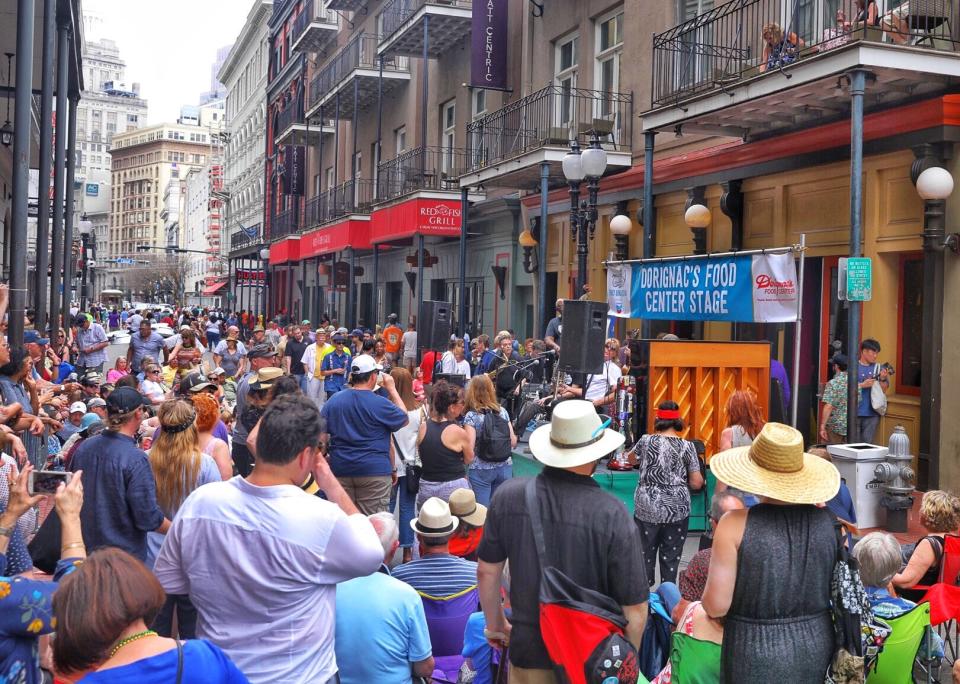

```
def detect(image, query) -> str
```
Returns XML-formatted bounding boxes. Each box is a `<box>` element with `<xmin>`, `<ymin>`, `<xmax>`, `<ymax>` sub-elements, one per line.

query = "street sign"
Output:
<box><xmin>838</xmin><ymin>257</ymin><xmax>872</xmax><ymax>302</ymax></box>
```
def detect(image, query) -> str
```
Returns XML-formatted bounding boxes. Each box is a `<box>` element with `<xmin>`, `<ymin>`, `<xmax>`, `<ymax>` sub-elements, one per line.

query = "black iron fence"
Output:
<box><xmin>464</xmin><ymin>84</ymin><xmax>632</xmax><ymax>174</ymax></box>
<box><xmin>380</xmin><ymin>0</ymin><xmax>471</xmax><ymax>42</ymax></box>
<box><xmin>652</xmin><ymin>0</ymin><xmax>959</xmax><ymax>107</ymax></box>
<box><xmin>275</xmin><ymin>98</ymin><xmax>303</xmax><ymax>136</ymax></box>
<box><xmin>377</xmin><ymin>146</ymin><xmax>468</xmax><ymax>200</ymax></box>
<box><xmin>230</xmin><ymin>225</ymin><xmax>261</xmax><ymax>252</ymax></box>
<box><xmin>308</xmin><ymin>33</ymin><xmax>409</xmax><ymax>110</ymax></box>
<box><xmin>293</xmin><ymin>0</ymin><xmax>337</xmax><ymax>44</ymax></box>
<box><xmin>272</xmin><ymin>208</ymin><xmax>301</xmax><ymax>239</ymax></box>
<box><xmin>305</xmin><ymin>179</ymin><xmax>376</xmax><ymax>227</ymax></box>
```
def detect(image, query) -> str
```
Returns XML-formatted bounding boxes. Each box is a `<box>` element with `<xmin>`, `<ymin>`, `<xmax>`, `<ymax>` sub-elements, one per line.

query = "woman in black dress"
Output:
<box><xmin>702</xmin><ymin>422</ymin><xmax>841</xmax><ymax>684</ymax></box>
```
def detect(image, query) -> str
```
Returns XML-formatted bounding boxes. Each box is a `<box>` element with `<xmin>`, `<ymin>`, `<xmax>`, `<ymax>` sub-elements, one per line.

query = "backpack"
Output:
<box><xmin>476</xmin><ymin>409</ymin><xmax>512</xmax><ymax>462</ymax></box>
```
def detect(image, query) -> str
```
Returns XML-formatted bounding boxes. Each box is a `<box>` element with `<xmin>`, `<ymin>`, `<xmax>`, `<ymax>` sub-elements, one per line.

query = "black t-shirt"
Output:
<box><xmin>285</xmin><ymin>338</ymin><xmax>309</xmax><ymax>375</ymax></box>
<box><xmin>478</xmin><ymin>467</ymin><xmax>649</xmax><ymax>668</ymax></box>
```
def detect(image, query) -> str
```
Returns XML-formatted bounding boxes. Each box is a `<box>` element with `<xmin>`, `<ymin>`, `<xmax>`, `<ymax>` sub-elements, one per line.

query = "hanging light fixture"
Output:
<box><xmin>0</xmin><ymin>53</ymin><xmax>14</xmax><ymax>148</ymax></box>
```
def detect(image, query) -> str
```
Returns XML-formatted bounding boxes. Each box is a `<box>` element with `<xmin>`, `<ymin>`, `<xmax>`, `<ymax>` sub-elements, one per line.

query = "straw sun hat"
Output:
<box><xmin>710</xmin><ymin>422</ymin><xmax>840</xmax><ymax>505</ymax></box>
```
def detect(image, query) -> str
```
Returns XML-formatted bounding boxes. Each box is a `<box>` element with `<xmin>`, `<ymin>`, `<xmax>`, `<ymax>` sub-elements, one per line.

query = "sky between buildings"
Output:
<box><xmin>83</xmin><ymin>0</ymin><xmax>250</xmax><ymax>122</ymax></box>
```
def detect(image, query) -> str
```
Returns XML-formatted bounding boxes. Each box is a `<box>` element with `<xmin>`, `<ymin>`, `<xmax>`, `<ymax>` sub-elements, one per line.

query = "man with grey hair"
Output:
<box><xmin>334</xmin><ymin>512</ymin><xmax>434</xmax><ymax>684</ymax></box>
<box><xmin>678</xmin><ymin>489</ymin><xmax>745</xmax><ymax>601</ymax></box>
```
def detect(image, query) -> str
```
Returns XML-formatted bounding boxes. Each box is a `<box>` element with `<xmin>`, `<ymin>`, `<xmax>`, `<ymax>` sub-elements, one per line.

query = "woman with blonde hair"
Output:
<box><xmin>169</xmin><ymin>328</ymin><xmax>202</xmax><ymax>379</ymax></box>
<box><xmin>147</xmin><ymin>399</ymin><xmax>221</xmax><ymax>639</ymax></box>
<box><xmin>894</xmin><ymin>490</ymin><xmax>960</xmax><ymax>600</ymax></box>
<box><xmin>390</xmin><ymin>367</ymin><xmax>423</xmax><ymax>562</ymax></box>
<box><xmin>463</xmin><ymin>373</ymin><xmax>517</xmax><ymax>506</ymax></box>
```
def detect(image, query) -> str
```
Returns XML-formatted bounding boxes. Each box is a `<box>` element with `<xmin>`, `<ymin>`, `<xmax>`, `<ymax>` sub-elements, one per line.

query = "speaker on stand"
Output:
<box><xmin>557</xmin><ymin>300</ymin><xmax>608</xmax><ymax>376</ymax></box>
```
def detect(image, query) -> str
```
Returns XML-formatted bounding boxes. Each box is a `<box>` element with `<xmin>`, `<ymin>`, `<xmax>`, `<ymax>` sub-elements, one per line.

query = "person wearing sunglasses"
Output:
<box><xmin>139</xmin><ymin>365</ymin><xmax>168</xmax><ymax>406</ymax></box>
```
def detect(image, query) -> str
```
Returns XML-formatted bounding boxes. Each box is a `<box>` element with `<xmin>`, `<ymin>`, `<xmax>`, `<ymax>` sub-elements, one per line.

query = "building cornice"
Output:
<box><xmin>220</xmin><ymin>0</ymin><xmax>273</xmax><ymax>83</ymax></box>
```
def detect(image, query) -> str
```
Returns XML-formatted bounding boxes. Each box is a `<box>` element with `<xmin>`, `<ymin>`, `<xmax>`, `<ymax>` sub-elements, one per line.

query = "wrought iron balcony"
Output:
<box><xmin>271</xmin><ymin>208</ymin><xmax>302</xmax><ymax>239</ymax></box>
<box><xmin>325</xmin><ymin>0</ymin><xmax>364</xmax><ymax>12</ymax></box>
<box><xmin>379</xmin><ymin>0</ymin><xmax>472</xmax><ymax>57</ymax></box>
<box><xmin>274</xmin><ymin>99</ymin><xmax>304</xmax><ymax>145</ymax></box>
<box><xmin>462</xmin><ymin>84</ymin><xmax>633</xmax><ymax>188</ymax></box>
<box><xmin>306</xmin><ymin>33</ymin><xmax>410</xmax><ymax>119</ymax></box>
<box><xmin>376</xmin><ymin>146</ymin><xmax>469</xmax><ymax>201</ymax></box>
<box><xmin>292</xmin><ymin>0</ymin><xmax>339</xmax><ymax>55</ymax></box>
<box><xmin>651</xmin><ymin>0</ymin><xmax>960</xmax><ymax>109</ymax></box>
<box><xmin>305</xmin><ymin>179</ymin><xmax>376</xmax><ymax>228</ymax></box>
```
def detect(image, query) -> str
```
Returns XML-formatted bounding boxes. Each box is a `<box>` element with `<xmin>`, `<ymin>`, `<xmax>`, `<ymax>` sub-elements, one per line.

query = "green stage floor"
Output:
<box><xmin>511</xmin><ymin>446</ymin><xmax>716</xmax><ymax>532</ymax></box>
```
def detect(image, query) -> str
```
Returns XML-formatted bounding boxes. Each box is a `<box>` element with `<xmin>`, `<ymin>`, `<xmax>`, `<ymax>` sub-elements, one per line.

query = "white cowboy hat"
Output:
<box><xmin>411</xmin><ymin>497</ymin><xmax>460</xmax><ymax>538</ymax></box>
<box><xmin>528</xmin><ymin>400</ymin><xmax>625</xmax><ymax>469</ymax></box>
<box><xmin>710</xmin><ymin>422</ymin><xmax>840</xmax><ymax>505</ymax></box>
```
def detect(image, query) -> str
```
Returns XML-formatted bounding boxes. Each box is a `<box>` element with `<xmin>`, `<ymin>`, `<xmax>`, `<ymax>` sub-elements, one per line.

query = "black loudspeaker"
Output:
<box><xmin>419</xmin><ymin>300</ymin><xmax>452</xmax><ymax>351</ymax></box>
<box><xmin>558</xmin><ymin>300</ymin><xmax>608</xmax><ymax>375</ymax></box>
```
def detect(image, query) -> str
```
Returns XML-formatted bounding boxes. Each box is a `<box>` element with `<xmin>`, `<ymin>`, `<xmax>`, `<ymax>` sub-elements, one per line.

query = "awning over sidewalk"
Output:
<box><xmin>269</xmin><ymin>237</ymin><xmax>301</xmax><ymax>265</ymax></box>
<box><xmin>300</xmin><ymin>218</ymin><xmax>372</xmax><ymax>258</ymax></box>
<box><xmin>202</xmin><ymin>281</ymin><xmax>228</xmax><ymax>296</ymax></box>
<box><xmin>370</xmin><ymin>196</ymin><xmax>462</xmax><ymax>243</ymax></box>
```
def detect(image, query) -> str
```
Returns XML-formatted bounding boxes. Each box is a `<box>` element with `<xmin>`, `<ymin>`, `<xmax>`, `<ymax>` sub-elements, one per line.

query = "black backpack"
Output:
<box><xmin>476</xmin><ymin>409</ymin><xmax>512</xmax><ymax>462</ymax></box>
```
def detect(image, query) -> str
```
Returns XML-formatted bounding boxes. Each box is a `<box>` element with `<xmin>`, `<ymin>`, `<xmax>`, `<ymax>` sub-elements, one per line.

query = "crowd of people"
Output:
<box><xmin>0</xmin><ymin>290</ymin><xmax>953</xmax><ymax>683</ymax></box>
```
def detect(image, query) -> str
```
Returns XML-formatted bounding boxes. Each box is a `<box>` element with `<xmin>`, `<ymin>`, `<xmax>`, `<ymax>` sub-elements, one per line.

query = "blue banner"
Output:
<box><xmin>607</xmin><ymin>252</ymin><xmax>798</xmax><ymax>323</ymax></box>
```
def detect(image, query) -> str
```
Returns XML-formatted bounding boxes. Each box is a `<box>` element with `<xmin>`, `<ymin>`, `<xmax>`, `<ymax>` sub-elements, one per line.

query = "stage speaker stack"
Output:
<box><xmin>418</xmin><ymin>300</ymin><xmax>452</xmax><ymax>352</ymax></box>
<box><xmin>557</xmin><ymin>300</ymin><xmax>608</xmax><ymax>375</ymax></box>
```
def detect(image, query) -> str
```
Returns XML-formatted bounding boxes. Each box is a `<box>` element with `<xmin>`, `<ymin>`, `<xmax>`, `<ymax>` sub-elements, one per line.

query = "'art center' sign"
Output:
<box><xmin>607</xmin><ymin>252</ymin><xmax>799</xmax><ymax>323</ymax></box>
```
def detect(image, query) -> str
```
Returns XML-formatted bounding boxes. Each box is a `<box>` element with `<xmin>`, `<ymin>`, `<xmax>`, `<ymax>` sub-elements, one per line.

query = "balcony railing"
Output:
<box><xmin>377</xmin><ymin>146</ymin><xmax>468</xmax><ymax>201</ymax></box>
<box><xmin>465</xmin><ymin>84</ymin><xmax>633</xmax><ymax>173</ymax></box>
<box><xmin>380</xmin><ymin>0</ymin><xmax>471</xmax><ymax>43</ymax></box>
<box><xmin>230</xmin><ymin>225</ymin><xmax>262</xmax><ymax>252</ymax></box>
<box><xmin>272</xmin><ymin>208</ymin><xmax>301</xmax><ymax>239</ymax></box>
<box><xmin>275</xmin><ymin>98</ymin><xmax>304</xmax><ymax>137</ymax></box>
<box><xmin>652</xmin><ymin>0</ymin><xmax>960</xmax><ymax>107</ymax></box>
<box><xmin>292</xmin><ymin>0</ymin><xmax>338</xmax><ymax>48</ymax></box>
<box><xmin>305</xmin><ymin>179</ymin><xmax>376</xmax><ymax>227</ymax></box>
<box><xmin>308</xmin><ymin>33</ymin><xmax>408</xmax><ymax>110</ymax></box>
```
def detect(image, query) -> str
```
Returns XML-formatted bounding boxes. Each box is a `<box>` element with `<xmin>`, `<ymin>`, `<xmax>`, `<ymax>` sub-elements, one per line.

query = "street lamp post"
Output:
<box><xmin>562</xmin><ymin>134</ymin><xmax>608</xmax><ymax>298</ymax></box>
<box><xmin>259</xmin><ymin>247</ymin><xmax>270</xmax><ymax>323</ymax></box>
<box><xmin>609</xmin><ymin>213</ymin><xmax>632</xmax><ymax>261</ymax></box>
<box><xmin>78</xmin><ymin>214</ymin><xmax>94</xmax><ymax>310</ymax></box>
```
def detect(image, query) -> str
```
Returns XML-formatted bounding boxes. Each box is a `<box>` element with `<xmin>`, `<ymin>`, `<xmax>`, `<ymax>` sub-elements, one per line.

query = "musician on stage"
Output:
<box><xmin>488</xmin><ymin>333</ymin><xmax>522</xmax><ymax>414</ymax></box>
<box><xmin>552</xmin><ymin>339</ymin><xmax>622</xmax><ymax>415</ymax></box>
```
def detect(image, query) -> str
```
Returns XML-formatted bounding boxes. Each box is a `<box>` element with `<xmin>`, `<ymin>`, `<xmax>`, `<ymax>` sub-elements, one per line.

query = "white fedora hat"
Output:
<box><xmin>528</xmin><ymin>400</ymin><xmax>625</xmax><ymax>469</ymax></box>
<box><xmin>411</xmin><ymin>497</ymin><xmax>460</xmax><ymax>537</ymax></box>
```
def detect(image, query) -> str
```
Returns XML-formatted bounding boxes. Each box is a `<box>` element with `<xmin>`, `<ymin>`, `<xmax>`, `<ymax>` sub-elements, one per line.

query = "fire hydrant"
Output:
<box><xmin>874</xmin><ymin>426</ymin><xmax>915</xmax><ymax>533</ymax></box>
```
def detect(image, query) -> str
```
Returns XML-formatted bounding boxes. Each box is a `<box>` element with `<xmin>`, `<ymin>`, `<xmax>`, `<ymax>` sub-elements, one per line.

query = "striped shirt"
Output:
<box><xmin>391</xmin><ymin>554</ymin><xmax>478</xmax><ymax>598</ymax></box>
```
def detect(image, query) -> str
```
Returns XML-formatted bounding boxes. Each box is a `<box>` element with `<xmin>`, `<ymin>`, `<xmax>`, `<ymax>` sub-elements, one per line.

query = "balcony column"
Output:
<box><xmin>845</xmin><ymin>68</ymin><xmax>871</xmax><ymax>443</ymax></box>
<box><xmin>375</xmin><ymin>56</ymin><xmax>383</xmax><ymax>200</ymax></box>
<box><xmin>537</xmin><ymin>162</ymin><xmax>549</xmax><ymax>336</ymax></box>
<box><xmin>372</xmin><ymin>244</ymin><xmax>379</xmax><ymax>324</ymax></box>
<box><xmin>9</xmin><ymin>0</ymin><xmax>35</xmax><ymax>345</ymax></box>
<box><xmin>333</xmin><ymin>91</ymin><xmax>340</xmax><ymax>206</ymax></box>
<box><xmin>351</xmin><ymin>77</ymin><xmax>358</xmax><ymax>207</ymax></box>
<box><xmin>417</xmin><ymin>234</ymin><xmax>424</xmax><ymax>330</ymax></box>
<box><xmin>347</xmin><ymin>247</ymin><xmax>355</xmax><ymax>328</ymax></box>
<box><xmin>48</xmin><ymin>19</ymin><xmax>70</xmax><ymax>332</ymax></box>
<box><xmin>420</xmin><ymin>15</ymin><xmax>429</xmax><ymax>178</ymax></box>
<box><xmin>641</xmin><ymin>131</ymin><xmax>656</xmax><ymax>341</ymax></box>
<box><xmin>34</xmin><ymin>0</ymin><xmax>56</xmax><ymax>331</ymax></box>
<box><xmin>62</xmin><ymin>93</ymin><xmax>78</xmax><ymax>326</ymax></box>
<box><xmin>458</xmin><ymin>187</ymin><xmax>468</xmax><ymax>337</ymax></box>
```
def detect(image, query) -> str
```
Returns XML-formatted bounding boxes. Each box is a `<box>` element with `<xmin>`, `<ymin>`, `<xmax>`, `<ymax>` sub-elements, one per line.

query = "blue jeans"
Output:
<box><xmin>468</xmin><ymin>463</ymin><xmax>512</xmax><ymax>507</ymax></box>
<box><xmin>295</xmin><ymin>374</ymin><xmax>307</xmax><ymax>393</ymax></box>
<box><xmin>206</xmin><ymin>331</ymin><xmax>220</xmax><ymax>349</ymax></box>
<box><xmin>390</xmin><ymin>478</ymin><xmax>417</xmax><ymax>548</ymax></box>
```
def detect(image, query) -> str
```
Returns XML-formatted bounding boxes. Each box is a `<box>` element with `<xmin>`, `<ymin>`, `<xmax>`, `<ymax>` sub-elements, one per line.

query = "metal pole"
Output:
<box><xmin>262</xmin><ymin>256</ymin><xmax>269</xmax><ymax>321</ymax></box>
<box><xmin>375</xmin><ymin>56</ymin><xmax>383</xmax><ymax>200</ymax></box>
<box><xmin>62</xmin><ymin>94</ymin><xmax>77</xmax><ymax>324</ymax></box>
<box><xmin>846</xmin><ymin>69</ymin><xmax>867</xmax><ymax>444</ymax></box>
<box><xmin>34</xmin><ymin>0</ymin><xmax>55</xmax><ymax>331</ymax></box>
<box><xmin>351</xmin><ymin>77</ymin><xmax>358</xmax><ymax>207</ymax></box>
<box><xmin>48</xmin><ymin>21</ymin><xmax>68</xmax><ymax>332</ymax></box>
<box><xmin>790</xmin><ymin>234</ymin><xmax>806</xmax><ymax>427</ymax></box>
<box><xmin>458</xmin><ymin>187</ymin><xmax>468</xmax><ymax>338</ymax></box>
<box><xmin>919</xmin><ymin>198</ymin><xmax>945</xmax><ymax>488</ymax></box>
<box><xmin>538</xmin><ymin>161</ymin><xmax>549</xmax><ymax>335</ymax></box>
<box><xmin>642</xmin><ymin>131</ymin><xmax>656</xmax><ymax>340</ymax></box>
<box><xmin>372</xmin><ymin>244</ymin><xmax>379</xmax><ymax>323</ymax></box>
<box><xmin>420</xmin><ymin>15</ymin><xmax>429</xmax><ymax>179</ymax></box>
<box><xmin>79</xmin><ymin>233</ymin><xmax>88</xmax><ymax>310</ymax></box>
<box><xmin>333</xmin><ymin>91</ymin><xmax>340</xmax><ymax>198</ymax></box>
<box><xmin>417</xmin><ymin>233</ymin><xmax>424</xmax><ymax>327</ymax></box>
<box><xmin>347</xmin><ymin>246</ymin><xmax>355</xmax><ymax>328</ymax></box>
<box><xmin>9</xmin><ymin>0</ymin><xmax>35</xmax><ymax>345</ymax></box>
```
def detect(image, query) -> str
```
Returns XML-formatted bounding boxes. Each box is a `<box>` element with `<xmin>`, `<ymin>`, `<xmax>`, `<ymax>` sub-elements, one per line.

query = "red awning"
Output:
<box><xmin>202</xmin><ymin>280</ymin><xmax>227</xmax><ymax>296</ymax></box>
<box><xmin>300</xmin><ymin>218</ymin><xmax>372</xmax><ymax>258</ymax></box>
<box><xmin>269</xmin><ymin>237</ymin><xmax>301</xmax><ymax>265</ymax></box>
<box><xmin>370</xmin><ymin>197</ymin><xmax>462</xmax><ymax>243</ymax></box>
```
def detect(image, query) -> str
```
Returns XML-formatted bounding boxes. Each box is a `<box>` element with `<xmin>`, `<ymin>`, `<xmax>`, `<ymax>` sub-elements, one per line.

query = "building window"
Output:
<box><xmin>394</xmin><ymin>126</ymin><xmax>406</xmax><ymax>156</ymax></box>
<box><xmin>595</xmin><ymin>9</ymin><xmax>623</xmax><ymax>119</ymax></box>
<box><xmin>898</xmin><ymin>254</ymin><xmax>923</xmax><ymax>394</ymax></box>
<box><xmin>680</xmin><ymin>0</ymin><xmax>713</xmax><ymax>21</ymax></box>
<box><xmin>325</xmin><ymin>166</ymin><xmax>334</xmax><ymax>190</ymax></box>
<box><xmin>441</xmin><ymin>100</ymin><xmax>456</xmax><ymax>174</ymax></box>
<box><xmin>472</xmin><ymin>90</ymin><xmax>486</xmax><ymax>119</ymax></box>
<box><xmin>554</xmin><ymin>34</ymin><xmax>578</xmax><ymax>128</ymax></box>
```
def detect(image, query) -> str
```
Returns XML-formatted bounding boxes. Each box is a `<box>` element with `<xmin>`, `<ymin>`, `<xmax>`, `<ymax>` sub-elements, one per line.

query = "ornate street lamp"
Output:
<box><xmin>609</xmin><ymin>214</ymin><xmax>632</xmax><ymax>261</ymax></box>
<box><xmin>563</xmin><ymin>134</ymin><xmax>608</xmax><ymax>297</ymax></box>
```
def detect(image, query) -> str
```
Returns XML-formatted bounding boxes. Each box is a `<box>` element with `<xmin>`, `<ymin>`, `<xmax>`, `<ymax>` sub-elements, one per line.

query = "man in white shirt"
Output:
<box><xmin>301</xmin><ymin>328</ymin><xmax>333</xmax><ymax>408</ymax></box>
<box><xmin>155</xmin><ymin>394</ymin><xmax>383</xmax><ymax>684</ymax></box>
<box><xmin>439</xmin><ymin>339</ymin><xmax>471</xmax><ymax>379</ymax></box>
<box><xmin>557</xmin><ymin>339</ymin><xmax>622</xmax><ymax>412</ymax></box>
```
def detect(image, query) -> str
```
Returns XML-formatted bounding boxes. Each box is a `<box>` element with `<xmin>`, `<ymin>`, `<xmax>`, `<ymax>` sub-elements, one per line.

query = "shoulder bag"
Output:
<box><xmin>394</xmin><ymin>407</ymin><xmax>425</xmax><ymax>495</ymax></box>
<box><xmin>869</xmin><ymin>364</ymin><xmax>887</xmax><ymax>416</ymax></box>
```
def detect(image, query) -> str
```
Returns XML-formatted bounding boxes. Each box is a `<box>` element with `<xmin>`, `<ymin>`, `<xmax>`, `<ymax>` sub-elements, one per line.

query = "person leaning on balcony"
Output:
<box><xmin>759</xmin><ymin>22</ymin><xmax>804</xmax><ymax>72</ymax></box>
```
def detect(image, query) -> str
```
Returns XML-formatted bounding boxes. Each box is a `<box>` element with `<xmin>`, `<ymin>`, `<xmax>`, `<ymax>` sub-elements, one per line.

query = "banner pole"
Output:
<box><xmin>790</xmin><ymin>234</ymin><xmax>806</xmax><ymax>428</ymax></box>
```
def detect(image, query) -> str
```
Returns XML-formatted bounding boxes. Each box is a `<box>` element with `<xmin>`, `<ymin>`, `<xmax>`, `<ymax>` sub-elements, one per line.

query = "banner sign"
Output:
<box><xmin>282</xmin><ymin>145</ymin><xmax>305</xmax><ymax>196</ymax></box>
<box><xmin>607</xmin><ymin>252</ymin><xmax>798</xmax><ymax>323</ymax></box>
<box><xmin>471</xmin><ymin>0</ymin><xmax>508</xmax><ymax>90</ymax></box>
<box><xmin>85</xmin><ymin>183</ymin><xmax>99</xmax><ymax>196</ymax></box>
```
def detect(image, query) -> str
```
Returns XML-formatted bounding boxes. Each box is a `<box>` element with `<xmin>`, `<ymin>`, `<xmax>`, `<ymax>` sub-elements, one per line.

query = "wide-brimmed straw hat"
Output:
<box><xmin>411</xmin><ymin>497</ymin><xmax>459</xmax><ymax>537</ymax></box>
<box><xmin>710</xmin><ymin>422</ymin><xmax>840</xmax><ymax>504</ymax></box>
<box><xmin>528</xmin><ymin>399</ymin><xmax>625</xmax><ymax>469</ymax></box>
<box><xmin>448</xmin><ymin>488</ymin><xmax>487</xmax><ymax>527</ymax></box>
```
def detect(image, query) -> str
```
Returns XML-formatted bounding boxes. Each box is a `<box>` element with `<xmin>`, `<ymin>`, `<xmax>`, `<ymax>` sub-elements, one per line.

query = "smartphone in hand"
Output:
<box><xmin>28</xmin><ymin>470</ymin><xmax>72</xmax><ymax>495</ymax></box>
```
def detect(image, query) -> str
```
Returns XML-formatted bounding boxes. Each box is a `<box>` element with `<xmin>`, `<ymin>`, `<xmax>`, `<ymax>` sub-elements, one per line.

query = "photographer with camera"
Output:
<box><xmin>856</xmin><ymin>338</ymin><xmax>890</xmax><ymax>444</ymax></box>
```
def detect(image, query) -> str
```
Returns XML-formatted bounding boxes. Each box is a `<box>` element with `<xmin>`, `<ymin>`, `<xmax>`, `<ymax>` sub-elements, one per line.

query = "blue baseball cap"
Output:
<box><xmin>23</xmin><ymin>330</ymin><xmax>49</xmax><ymax>346</ymax></box>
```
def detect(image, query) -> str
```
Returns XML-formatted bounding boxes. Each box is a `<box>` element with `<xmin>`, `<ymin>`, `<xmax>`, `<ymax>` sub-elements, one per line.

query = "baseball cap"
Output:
<box><xmin>82</xmin><ymin>373</ymin><xmax>103</xmax><ymax>386</ymax></box>
<box><xmin>301</xmin><ymin>319</ymin><xmax>310</xmax><ymax>325</ymax></box>
<box><xmin>351</xmin><ymin>355</ymin><xmax>383</xmax><ymax>375</ymax></box>
<box><xmin>247</xmin><ymin>343</ymin><xmax>276</xmax><ymax>359</ymax></box>
<box><xmin>332</xmin><ymin>333</ymin><xmax>345</xmax><ymax>343</ymax></box>
<box><xmin>87</xmin><ymin>397</ymin><xmax>107</xmax><ymax>409</ymax></box>
<box><xmin>79</xmin><ymin>412</ymin><xmax>103</xmax><ymax>433</ymax></box>
<box><xmin>249</xmin><ymin>367</ymin><xmax>284</xmax><ymax>391</ymax></box>
<box><xmin>350</xmin><ymin>328</ymin><xmax>363</xmax><ymax>337</ymax></box>
<box><xmin>105</xmin><ymin>386</ymin><xmax>150</xmax><ymax>414</ymax></box>
<box><xmin>179</xmin><ymin>372</ymin><xmax>215</xmax><ymax>394</ymax></box>
<box><xmin>23</xmin><ymin>330</ymin><xmax>49</xmax><ymax>346</ymax></box>
<box><xmin>336</xmin><ymin>327</ymin><xmax>348</xmax><ymax>335</ymax></box>
<box><xmin>69</xmin><ymin>401</ymin><xmax>87</xmax><ymax>415</ymax></box>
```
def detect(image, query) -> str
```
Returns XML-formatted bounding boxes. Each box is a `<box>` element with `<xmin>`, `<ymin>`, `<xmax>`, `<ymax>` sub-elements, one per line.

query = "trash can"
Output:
<box><xmin>827</xmin><ymin>443</ymin><xmax>889</xmax><ymax>530</ymax></box>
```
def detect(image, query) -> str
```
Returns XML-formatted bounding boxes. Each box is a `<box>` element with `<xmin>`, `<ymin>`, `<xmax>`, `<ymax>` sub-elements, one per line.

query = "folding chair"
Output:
<box><xmin>866</xmin><ymin>603</ymin><xmax>935</xmax><ymax>684</ymax></box>
<box><xmin>419</xmin><ymin>587</ymin><xmax>479</xmax><ymax>684</ymax></box>
<box><xmin>670</xmin><ymin>631</ymin><xmax>722</xmax><ymax>684</ymax></box>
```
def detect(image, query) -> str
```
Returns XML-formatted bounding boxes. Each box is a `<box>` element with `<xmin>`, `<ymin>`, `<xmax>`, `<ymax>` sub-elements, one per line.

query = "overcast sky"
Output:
<box><xmin>83</xmin><ymin>0</ymin><xmax>251</xmax><ymax>123</ymax></box>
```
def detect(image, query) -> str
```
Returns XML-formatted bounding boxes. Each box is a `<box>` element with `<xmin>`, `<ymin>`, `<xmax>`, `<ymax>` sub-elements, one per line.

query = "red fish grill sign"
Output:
<box><xmin>420</xmin><ymin>204</ymin><xmax>461</xmax><ymax>227</ymax></box>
